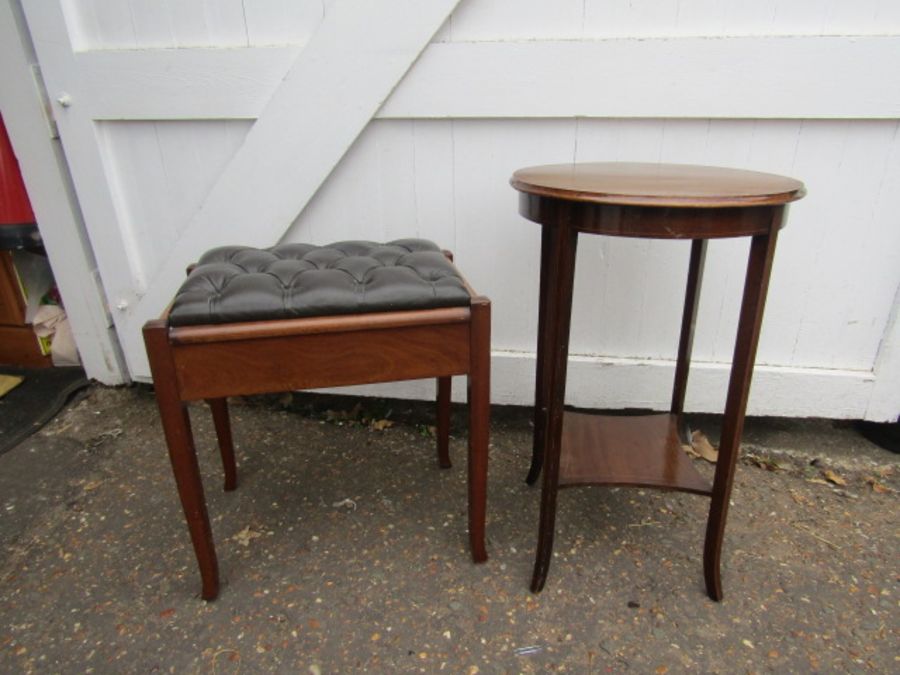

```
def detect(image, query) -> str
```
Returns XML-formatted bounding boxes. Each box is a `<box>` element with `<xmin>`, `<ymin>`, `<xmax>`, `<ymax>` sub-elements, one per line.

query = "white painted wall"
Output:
<box><xmin>6</xmin><ymin>0</ymin><xmax>900</xmax><ymax>420</ymax></box>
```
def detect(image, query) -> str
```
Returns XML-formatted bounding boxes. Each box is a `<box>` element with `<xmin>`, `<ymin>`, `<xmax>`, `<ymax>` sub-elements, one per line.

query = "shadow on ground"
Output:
<box><xmin>1</xmin><ymin>385</ymin><xmax>897</xmax><ymax>672</ymax></box>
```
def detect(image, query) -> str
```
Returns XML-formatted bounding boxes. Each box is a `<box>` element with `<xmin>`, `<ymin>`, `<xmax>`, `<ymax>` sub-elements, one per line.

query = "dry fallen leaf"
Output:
<box><xmin>864</xmin><ymin>476</ymin><xmax>891</xmax><ymax>494</ymax></box>
<box><xmin>789</xmin><ymin>490</ymin><xmax>813</xmax><ymax>507</ymax></box>
<box><xmin>233</xmin><ymin>527</ymin><xmax>262</xmax><ymax>547</ymax></box>
<box><xmin>690</xmin><ymin>430</ymin><xmax>719</xmax><ymax>463</ymax></box>
<box><xmin>747</xmin><ymin>454</ymin><xmax>785</xmax><ymax>472</ymax></box>
<box><xmin>823</xmin><ymin>469</ymin><xmax>847</xmax><ymax>486</ymax></box>
<box><xmin>370</xmin><ymin>419</ymin><xmax>394</xmax><ymax>431</ymax></box>
<box><xmin>682</xmin><ymin>443</ymin><xmax>701</xmax><ymax>459</ymax></box>
<box><xmin>325</xmin><ymin>402</ymin><xmax>364</xmax><ymax>423</ymax></box>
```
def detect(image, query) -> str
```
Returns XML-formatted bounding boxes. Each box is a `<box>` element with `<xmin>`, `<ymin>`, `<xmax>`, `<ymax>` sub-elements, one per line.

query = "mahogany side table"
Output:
<box><xmin>511</xmin><ymin>162</ymin><xmax>805</xmax><ymax>600</ymax></box>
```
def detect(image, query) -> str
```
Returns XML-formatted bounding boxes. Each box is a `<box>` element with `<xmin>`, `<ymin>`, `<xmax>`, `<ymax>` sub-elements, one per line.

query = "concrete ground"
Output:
<box><xmin>0</xmin><ymin>385</ymin><xmax>897</xmax><ymax>673</ymax></box>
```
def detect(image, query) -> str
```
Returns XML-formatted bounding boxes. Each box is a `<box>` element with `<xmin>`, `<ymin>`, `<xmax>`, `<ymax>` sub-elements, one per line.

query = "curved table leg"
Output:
<box><xmin>527</xmin><ymin>222</ymin><xmax>556</xmax><ymax>485</ymax></box>
<box><xmin>531</xmin><ymin>223</ymin><xmax>579</xmax><ymax>593</ymax></box>
<box><xmin>467</xmin><ymin>298</ymin><xmax>491</xmax><ymax>563</ymax></box>
<box><xmin>704</xmin><ymin>229</ymin><xmax>779</xmax><ymax>601</ymax></box>
<box><xmin>671</xmin><ymin>239</ymin><xmax>707</xmax><ymax>444</ymax></box>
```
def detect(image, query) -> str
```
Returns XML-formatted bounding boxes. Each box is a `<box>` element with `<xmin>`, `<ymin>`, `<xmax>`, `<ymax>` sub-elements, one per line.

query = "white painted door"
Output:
<box><xmin>14</xmin><ymin>0</ymin><xmax>900</xmax><ymax>420</ymax></box>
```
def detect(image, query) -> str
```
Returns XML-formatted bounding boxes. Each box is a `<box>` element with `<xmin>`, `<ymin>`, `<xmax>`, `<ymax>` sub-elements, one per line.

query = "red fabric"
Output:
<box><xmin>0</xmin><ymin>114</ymin><xmax>36</xmax><ymax>225</ymax></box>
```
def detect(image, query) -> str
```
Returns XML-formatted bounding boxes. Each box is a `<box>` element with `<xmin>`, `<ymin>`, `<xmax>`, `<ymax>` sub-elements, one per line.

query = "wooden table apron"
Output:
<box><xmin>517</xmin><ymin>190</ymin><xmax>790</xmax><ymax>600</ymax></box>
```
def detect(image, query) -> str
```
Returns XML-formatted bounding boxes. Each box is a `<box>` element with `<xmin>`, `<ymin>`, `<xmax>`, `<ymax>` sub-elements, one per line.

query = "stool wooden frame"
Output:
<box><xmin>512</xmin><ymin>162</ymin><xmax>805</xmax><ymax>601</ymax></box>
<box><xmin>144</xmin><ymin>278</ymin><xmax>490</xmax><ymax>601</ymax></box>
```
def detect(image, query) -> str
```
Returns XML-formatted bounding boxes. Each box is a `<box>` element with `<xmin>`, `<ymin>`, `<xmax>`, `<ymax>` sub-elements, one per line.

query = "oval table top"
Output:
<box><xmin>511</xmin><ymin>162</ymin><xmax>805</xmax><ymax>209</ymax></box>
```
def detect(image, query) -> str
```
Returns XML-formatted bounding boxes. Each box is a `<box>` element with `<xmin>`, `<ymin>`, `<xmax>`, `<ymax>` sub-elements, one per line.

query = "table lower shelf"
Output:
<box><xmin>559</xmin><ymin>411</ymin><xmax>712</xmax><ymax>495</ymax></box>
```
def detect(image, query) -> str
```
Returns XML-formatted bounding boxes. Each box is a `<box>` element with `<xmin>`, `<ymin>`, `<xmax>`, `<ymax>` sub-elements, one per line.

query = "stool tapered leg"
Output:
<box><xmin>144</xmin><ymin>321</ymin><xmax>219</xmax><ymax>601</ymax></box>
<box><xmin>436</xmin><ymin>376</ymin><xmax>452</xmax><ymax>468</ymax></box>
<box><xmin>704</xmin><ymin>226</ymin><xmax>780</xmax><ymax>601</ymax></box>
<box><xmin>206</xmin><ymin>398</ymin><xmax>237</xmax><ymax>491</ymax></box>
<box><xmin>531</xmin><ymin>223</ymin><xmax>578</xmax><ymax>593</ymax></box>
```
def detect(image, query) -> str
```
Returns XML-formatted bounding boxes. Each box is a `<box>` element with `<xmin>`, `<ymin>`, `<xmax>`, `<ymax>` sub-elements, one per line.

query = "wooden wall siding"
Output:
<box><xmin>443</xmin><ymin>0</ymin><xmax>900</xmax><ymax>40</ymax></box>
<box><xmin>61</xmin><ymin>0</ymin><xmax>900</xmax><ymax>48</ymax></box>
<box><xmin>62</xmin><ymin>0</ymin><xmax>329</xmax><ymax>49</ymax></box>
<box><xmin>97</xmin><ymin>120</ymin><xmax>251</xmax><ymax>285</ymax></box>
<box><xmin>11</xmin><ymin>0</ymin><xmax>900</xmax><ymax>419</ymax></box>
<box><xmin>81</xmin><ymin>37</ymin><xmax>900</xmax><ymax>121</ymax></box>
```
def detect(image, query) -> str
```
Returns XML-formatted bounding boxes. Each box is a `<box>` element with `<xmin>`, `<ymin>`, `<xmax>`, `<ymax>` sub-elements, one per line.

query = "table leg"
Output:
<box><xmin>531</xmin><ymin>223</ymin><xmax>579</xmax><ymax>593</ymax></box>
<box><xmin>671</xmin><ymin>239</ymin><xmax>707</xmax><ymax>444</ymax></box>
<box><xmin>467</xmin><ymin>297</ymin><xmax>491</xmax><ymax>564</ymax></box>
<box><xmin>206</xmin><ymin>398</ymin><xmax>237</xmax><ymax>491</ymax></box>
<box><xmin>527</xmin><ymin>223</ymin><xmax>556</xmax><ymax>485</ymax></box>
<box><xmin>143</xmin><ymin>322</ymin><xmax>219</xmax><ymax>601</ymax></box>
<box><xmin>704</xmin><ymin>227</ymin><xmax>780</xmax><ymax>601</ymax></box>
<box><xmin>436</xmin><ymin>376</ymin><xmax>452</xmax><ymax>468</ymax></box>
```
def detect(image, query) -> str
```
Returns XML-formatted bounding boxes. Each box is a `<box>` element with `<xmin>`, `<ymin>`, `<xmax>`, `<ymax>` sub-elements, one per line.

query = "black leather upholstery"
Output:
<box><xmin>168</xmin><ymin>239</ymin><xmax>471</xmax><ymax>326</ymax></box>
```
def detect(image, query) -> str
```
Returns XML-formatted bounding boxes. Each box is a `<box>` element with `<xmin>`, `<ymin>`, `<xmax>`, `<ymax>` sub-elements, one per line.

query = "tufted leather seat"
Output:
<box><xmin>168</xmin><ymin>239</ymin><xmax>471</xmax><ymax>326</ymax></box>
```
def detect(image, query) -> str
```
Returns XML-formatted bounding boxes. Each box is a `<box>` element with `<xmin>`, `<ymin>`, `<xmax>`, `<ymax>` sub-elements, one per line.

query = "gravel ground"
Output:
<box><xmin>0</xmin><ymin>385</ymin><xmax>897</xmax><ymax>673</ymax></box>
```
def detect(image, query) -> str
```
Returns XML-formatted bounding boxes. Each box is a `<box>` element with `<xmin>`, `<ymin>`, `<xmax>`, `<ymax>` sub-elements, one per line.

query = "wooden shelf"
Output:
<box><xmin>0</xmin><ymin>251</ymin><xmax>50</xmax><ymax>368</ymax></box>
<box><xmin>559</xmin><ymin>412</ymin><xmax>712</xmax><ymax>495</ymax></box>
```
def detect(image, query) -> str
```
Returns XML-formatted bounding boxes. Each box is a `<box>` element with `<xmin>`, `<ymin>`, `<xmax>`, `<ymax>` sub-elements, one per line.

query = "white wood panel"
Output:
<box><xmin>243</xmin><ymin>0</ymin><xmax>325</xmax><ymax>46</ymax></box>
<box><xmin>126</xmin><ymin>0</ymin><xmax>176</xmax><ymax>48</ymax></box>
<box><xmin>864</xmin><ymin>122</ymin><xmax>900</xmax><ymax>420</ymax></box>
<box><xmin>410</xmin><ymin>120</ymin><xmax>458</xmax><ymax>248</ymax></box>
<box><xmin>445</xmin><ymin>0</ymin><xmax>900</xmax><ymax>40</ymax></box>
<box><xmin>97</xmin><ymin>120</ymin><xmax>251</xmax><ymax>282</ymax></box>
<box><xmin>167</xmin><ymin>0</ymin><xmax>211</xmax><ymax>47</ymax></box>
<box><xmin>96</xmin><ymin>122</ymin><xmax>173</xmax><ymax>288</ymax></box>
<box><xmin>285</xmin><ymin>120</ymin><xmax>459</xmax><ymax>248</ymax></box>
<box><xmin>63</xmin><ymin>0</ymin><xmax>329</xmax><ymax>48</ymax></box>
<box><xmin>61</xmin><ymin>0</ymin><xmax>137</xmax><ymax>50</ymax></box>
<box><xmin>77</xmin><ymin>46</ymin><xmax>299</xmax><ymax>120</ymax></box>
<box><xmin>64</xmin><ymin>0</ymin><xmax>900</xmax><ymax>50</ymax></box>
<box><xmin>867</xmin><ymin>282</ymin><xmax>900</xmax><ymax>421</ymax></box>
<box><xmin>198</xmin><ymin>0</ymin><xmax>248</xmax><ymax>46</ymax></box>
<box><xmin>785</xmin><ymin>121</ymin><xmax>900</xmax><ymax>369</ymax></box>
<box><xmin>284</xmin><ymin>123</ymin><xmax>383</xmax><ymax>244</ymax></box>
<box><xmin>451</xmin><ymin>119</ymin><xmax>577</xmax><ymax>353</ymax></box>
<box><xmin>77</xmin><ymin>36</ymin><xmax>900</xmax><ymax>121</ymax></box>
<box><xmin>375</xmin><ymin>120</ymin><xmax>421</xmax><ymax>243</ymax></box>
<box><xmin>380</xmin><ymin>37</ymin><xmax>900</xmax><ymax>120</ymax></box>
<box><xmin>447</xmin><ymin>0</ymin><xmax>585</xmax><ymax>41</ymax></box>
<box><xmin>313</xmin><ymin>353</ymin><xmax>877</xmax><ymax>420</ymax></box>
<box><xmin>490</xmin><ymin>353</ymin><xmax>877</xmax><ymax>419</ymax></box>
